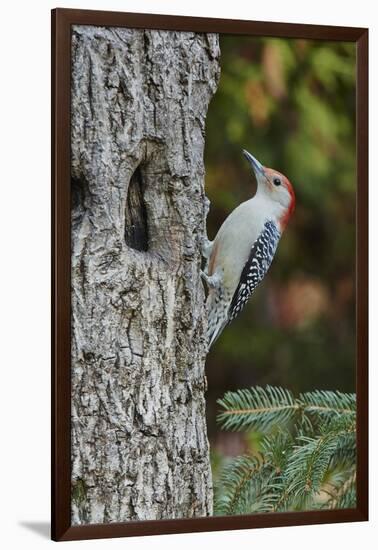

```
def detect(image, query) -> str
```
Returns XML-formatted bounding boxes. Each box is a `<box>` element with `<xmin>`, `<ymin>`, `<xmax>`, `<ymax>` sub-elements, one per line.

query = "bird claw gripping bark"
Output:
<box><xmin>204</xmin><ymin>195</ymin><xmax>211</xmax><ymax>218</ymax></box>
<box><xmin>201</xmin><ymin>196</ymin><xmax>213</xmax><ymax>260</ymax></box>
<box><xmin>201</xmin><ymin>237</ymin><xmax>213</xmax><ymax>260</ymax></box>
<box><xmin>201</xmin><ymin>270</ymin><xmax>222</xmax><ymax>289</ymax></box>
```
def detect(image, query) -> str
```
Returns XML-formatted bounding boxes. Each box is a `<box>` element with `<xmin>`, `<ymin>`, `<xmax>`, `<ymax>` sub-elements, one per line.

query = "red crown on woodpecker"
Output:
<box><xmin>242</xmin><ymin>149</ymin><xmax>295</xmax><ymax>231</ymax></box>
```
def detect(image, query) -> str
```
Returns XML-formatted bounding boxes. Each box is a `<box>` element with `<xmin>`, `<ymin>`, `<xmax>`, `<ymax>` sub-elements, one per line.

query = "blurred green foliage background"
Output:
<box><xmin>204</xmin><ymin>35</ymin><xmax>356</xmax><ymax>458</ymax></box>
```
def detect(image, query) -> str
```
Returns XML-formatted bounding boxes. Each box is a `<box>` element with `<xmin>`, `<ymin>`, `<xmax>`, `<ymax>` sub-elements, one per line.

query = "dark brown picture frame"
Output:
<box><xmin>52</xmin><ymin>7</ymin><xmax>368</xmax><ymax>542</ymax></box>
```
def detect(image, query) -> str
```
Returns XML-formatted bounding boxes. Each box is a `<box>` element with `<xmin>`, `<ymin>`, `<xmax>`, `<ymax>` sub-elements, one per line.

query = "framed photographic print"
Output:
<box><xmin>51</xmin><ymin>8</ymin><xmax>368</xmax><ymax>542</ymax></box>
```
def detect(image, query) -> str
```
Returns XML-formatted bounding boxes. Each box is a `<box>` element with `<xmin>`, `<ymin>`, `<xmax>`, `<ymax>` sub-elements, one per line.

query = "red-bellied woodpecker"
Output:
<box><xmin>202</xmin><ymin>149</ymin><xmax>295</xmax><ymax>348</ymax></box>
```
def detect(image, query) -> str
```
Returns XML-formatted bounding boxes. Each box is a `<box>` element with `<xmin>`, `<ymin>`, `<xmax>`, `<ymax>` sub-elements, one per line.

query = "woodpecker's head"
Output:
<box><xmin>243</xmin><ymin>149</ymin><xmax>295</xmax><ymax>230</ymax></box>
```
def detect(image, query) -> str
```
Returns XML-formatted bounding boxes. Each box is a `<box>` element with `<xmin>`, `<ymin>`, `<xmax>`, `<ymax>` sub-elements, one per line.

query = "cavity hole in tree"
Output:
<box><xmin>125</xmin><ymin>165</ymin><xmax>148</xmax><ymax>251</ymax></box>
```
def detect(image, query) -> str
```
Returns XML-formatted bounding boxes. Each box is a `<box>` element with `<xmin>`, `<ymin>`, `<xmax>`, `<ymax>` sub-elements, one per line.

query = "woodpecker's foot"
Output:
<box><xmin>201</xmin><ymin>270</ymin><xmax>222</xmax><ymax>289</ymax></box>
<box><xmin>204</xmin><ymin>196</ymin><xmax>211</xmax><ymax>218</ymax></box>
<box><xmin>201</xmin><ymin>237</ymin><xmax>213</xmax><ymax>259</ymax></box>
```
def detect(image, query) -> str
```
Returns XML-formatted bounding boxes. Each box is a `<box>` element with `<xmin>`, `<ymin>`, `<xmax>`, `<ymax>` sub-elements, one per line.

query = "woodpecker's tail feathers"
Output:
<box><xmin>206</xmin><ymin>290</ymin><xmax>230</xmax><ymax>349</ymax></box>
<box><xmin>208</xmin><ymin>316</ymin><xmax>228</xmax><ymax>349</ymax></box>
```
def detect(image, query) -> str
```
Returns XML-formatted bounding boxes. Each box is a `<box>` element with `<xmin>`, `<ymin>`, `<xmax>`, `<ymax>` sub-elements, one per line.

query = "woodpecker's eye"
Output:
<box><xmin>273</xmin><ymin>177</ymin><xmax>281</xmax><ymax>187</ymax></box>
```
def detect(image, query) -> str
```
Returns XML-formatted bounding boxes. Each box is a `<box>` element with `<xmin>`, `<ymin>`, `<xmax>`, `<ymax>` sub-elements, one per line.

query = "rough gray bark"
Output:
<box><xmin>70</xmin><ymin>25</ymin><xmax>220</xmax><ymax>524</ymax></box>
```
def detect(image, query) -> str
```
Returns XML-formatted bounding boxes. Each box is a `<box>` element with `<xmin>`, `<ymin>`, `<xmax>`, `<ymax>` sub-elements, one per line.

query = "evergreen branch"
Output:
<box><xmin>328</xmin><ymin>471</ymin><xmax>356</xmax><ymax>509</ymax></box>
<box><xmin>217</xmin><ymin>386</ymin><xmax>356</xmax><ymax>433</ymax></box>
<box><xmin>217</xmin><ymin>386</ymin><xmax>299</xmax><ymax>432</ymax></box>
<box><xmin>214</xmin><ymin>455</ymin><xmax>266</xmax><ymax>515</ymax></box>
<box><xmin>284</xmin><ymin>424</ymin><xmax>355</xmax><ymax>499</ymax></box>
<box><xmin>260</xmin><ymin>430</ymin><xmax>293</xmax><ymax>473</ymax></box>
<box><xmin>299</xmin><ymin>390</ymin><xmax>356</xmax><ymax>427</ymax></box>
<box><xmin>284</xmin><ymin>433</ymin><xmax>339</xmax><ymax>499</ymax></box>
<box><xmin>329</xmin><ymin>438</ymin><xmax>356</xmax><ymax>469</ymax></box>
<box><xmin>314</xmin><ymin>468</ymin><xmax>356</xmax><ymax>510</ymax></box>
<box><xmin>214</xmin><ymin>385</ymin><xmax>357</xmax><ymax>515</ymax></box>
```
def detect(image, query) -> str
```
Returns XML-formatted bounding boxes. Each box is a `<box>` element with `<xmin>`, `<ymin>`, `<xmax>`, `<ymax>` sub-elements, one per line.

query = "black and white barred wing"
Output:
<box><xmin>228</xmin><ymin>220</ymin><xmax>281</xmax><ymax>322</ymax></box>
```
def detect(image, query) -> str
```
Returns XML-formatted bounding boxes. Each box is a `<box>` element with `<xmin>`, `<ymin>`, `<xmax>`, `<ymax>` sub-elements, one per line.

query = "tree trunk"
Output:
<box><xmin>70</xmin><ymin>25</ymin><xmax>220</xmax><ymax>524</ymax></box>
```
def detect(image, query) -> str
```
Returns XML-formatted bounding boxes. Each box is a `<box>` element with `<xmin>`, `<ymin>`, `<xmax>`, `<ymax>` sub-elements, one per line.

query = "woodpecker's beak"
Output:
<box><xmin>242</xmin><ymin>149</ymin><xmax>265</xmax><ymax>178</ymax></box>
